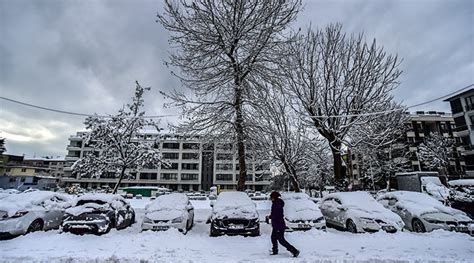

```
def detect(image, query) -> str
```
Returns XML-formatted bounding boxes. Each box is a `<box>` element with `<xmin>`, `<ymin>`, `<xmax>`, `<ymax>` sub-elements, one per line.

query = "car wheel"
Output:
<box><xmin>412</xmin><ymin>218</ymin><xmax>426</xmax><ymax>233</ymax></box>
<box><xmin>27</xmin><ymin>219</ymin><xmax>44</xmax><ymax>233</ymax></box>
<box><xmin>346</xmin><ymin>219</ymin><xmax>357</xmax><ymax>233</ymax></box>
<box><xmin>210</xmin><ymin>223</ymin><xmax>219</xmax><ymax>237</ymax></box>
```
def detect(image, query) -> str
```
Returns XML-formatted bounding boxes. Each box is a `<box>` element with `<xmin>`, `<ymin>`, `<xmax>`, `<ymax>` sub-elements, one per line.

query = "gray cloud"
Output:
<box><xmin>0</xmin><ymin>0</ymin><xmax>473</xmax><ymax>157</ymax></box>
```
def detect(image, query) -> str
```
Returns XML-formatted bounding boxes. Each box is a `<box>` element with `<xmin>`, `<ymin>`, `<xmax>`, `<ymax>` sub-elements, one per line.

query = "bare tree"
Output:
<box><xmin>418</xmin><ymin>132</ymin><xmax>456</xmax><ymax>175</ymax></box>
<box><xmin>0</xmin><ymin>137</ymin><xmax>5</xmax><ymax>155</ymax></box>
<box><xmin>282</xmin><ymin>24</ymin><xmax>403</xmax><ymax>185</ymax></box>
<box><xmin>157</xmin><ymin>0</ymin><xmax>301</xmax><ymax>191</ymax></box>
<box><xmin>72</xmin><ymin>82</ymin><xmax>164</xmax><ymax>194</ymax></box>
<box><xmin>250</xmin><ymin>90</ymin><xmax>324</xmax><ymax>192</ymax></box>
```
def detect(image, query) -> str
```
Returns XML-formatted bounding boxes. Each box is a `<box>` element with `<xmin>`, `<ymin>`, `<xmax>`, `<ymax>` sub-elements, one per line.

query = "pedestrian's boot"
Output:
<box><xmin>269</xmin><ymin>249</ymin><xmax>278</xmax><ymax>255</ymax></box>
<box><xmin>292</xmin><ymin>249</ymin><xmax>300</xmax><ymax>258</ymax></box>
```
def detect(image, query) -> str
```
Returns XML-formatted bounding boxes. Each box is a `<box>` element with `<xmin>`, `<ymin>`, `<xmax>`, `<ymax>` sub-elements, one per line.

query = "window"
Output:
<box><xmin>6</xmin><ymin>168</ymin><xmax>11</xmax><ymax>172</ymax></box>
<box><xmin>466</xmin><ymin>95</ymin><xmax>474</xmax><ymax>111</ymax></box>
<box><xmin>236</xmin><ymin>164</ymin><xmax>253</xmax><ymax>171</ymax></box>
<box><xmin>182</xmin><ymin>143</ymin><xmax>199</xmax><ymax>150</ymax></box>
<box><xmin>216</xmin><ymin>174</ymin><xmax>233</xmax><ymax>181</ymax></box>
<box><xmin>181</xmin><ymin>173</ymin><xmax>198</xmax><ymax>181</ymax></box>
<box><xmin>182</xmin><ymin>163</ymin><xmax>199</xmax><ymax>170</ymax></box>
<box><xmin>163</xmin><ymin>152</ymin><xmax>179</xmax><ymax>159</ymax></box>
<box><xmin>21</xmin><ymin>168</ymin><xmax>27</xmax><ymax>172</ymax></box>
<box><xmin>140</xmin><ymin>173</ymin><xmax>157</xmax><ymax>180</ymax></box>
<box><xmin>216</xmin><ymin>153</ymin><xmax>233</xmax><ymax>160</ymax></box>
<box><xmin>216</xmin><ymin>163</ymin><xmax>233</xmax><ymax>171</ymax></box>
<box><xmin>255</xmin><ymin>173</ymin><xmax>271</xmax><ymax>182</ymax></box>
<box><xmin>160</xmin><ymin>173</ymin><xmax>178</xmax><ymax>180</ymax></box>
<box><xmin>182</xmin><ymin>152</ymin><xmax>199</xmax><ymax>160</ymax></box>
<box><xmin>161</xmin><ymin>163</ymin><xmax>179</xmax><ymax>170</ymax></box>
<box><xmin>235</xmin><ymin>174</ymin><xmax>253</xmax><ymax>181</ymax></box>
<box><xmin>162</xmin><ymin>142</ymin><xmax>180</xmax><ymax>149</ymax></box>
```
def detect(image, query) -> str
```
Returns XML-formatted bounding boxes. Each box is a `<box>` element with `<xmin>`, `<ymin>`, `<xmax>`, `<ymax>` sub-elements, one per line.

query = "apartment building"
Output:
<box><xmin>61</xmin><ymin>132</ymin><xmax>271</xmax><ymax>191</ymax></box>
<box><xmin>348</xmin><ymin>111</ymin><xmax>464</xmax><ymax>185</ymax></box>
<box><xmin>444</xmin><ymin>88</ymin><xmax>474</xmax><ymax>177</ymax></box>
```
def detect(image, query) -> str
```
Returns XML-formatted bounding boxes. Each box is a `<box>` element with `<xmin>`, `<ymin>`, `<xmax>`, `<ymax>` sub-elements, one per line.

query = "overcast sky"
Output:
<box><xmin>0</xmin><ymin>0</ymin><xmax>473</xmax><ymax>157</ymax></box>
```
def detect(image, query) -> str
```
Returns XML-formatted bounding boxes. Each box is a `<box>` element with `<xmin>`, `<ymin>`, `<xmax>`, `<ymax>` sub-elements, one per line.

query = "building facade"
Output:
<box><xmin>348</xmin><ymin>111</ymin><xmax>464</xmax><ymax>186</ymax></box>
<box><xmin>445</xmin><ymin>88</ymin><xmax>474</xmax><ymax>177</ymax></box>
<box><xmin>61</xmin><ymin>132</ymin><xmax>272</xmax><ymax>191</ymax></box>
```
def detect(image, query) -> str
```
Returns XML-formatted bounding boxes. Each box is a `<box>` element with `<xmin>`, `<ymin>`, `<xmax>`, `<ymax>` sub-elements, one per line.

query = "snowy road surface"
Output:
<box><xmin>0</xmin><ymin>198</ymin><xmax>472</xmax><ymax>263</ymax></box>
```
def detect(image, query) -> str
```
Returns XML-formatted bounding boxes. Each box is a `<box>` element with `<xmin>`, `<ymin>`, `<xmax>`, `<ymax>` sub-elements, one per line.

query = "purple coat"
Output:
<box><xmin>270</xmin><ymin>199</ymin><xmax>286</xmax><ymax>230</ymax></box>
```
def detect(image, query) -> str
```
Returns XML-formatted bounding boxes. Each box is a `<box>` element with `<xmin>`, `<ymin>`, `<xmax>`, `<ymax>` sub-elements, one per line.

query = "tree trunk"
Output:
<box><xmin>331</xmin><ymin>142</ymin><xmax>344</xmax><ymax>185</ymax></box>
<box><xmin>235</xmin><ymin>82</ymin><xmax>247</xmax><ymax>191</ymax></box>
<box><xmin>283</xmin><ymin>162</ymin><xmax>300</xmax><ymax>192</ymax></box>
<box><xmin>112</xmin><ymin>167</ymin><xmax>127</xmax><ymax>194</ymax></box>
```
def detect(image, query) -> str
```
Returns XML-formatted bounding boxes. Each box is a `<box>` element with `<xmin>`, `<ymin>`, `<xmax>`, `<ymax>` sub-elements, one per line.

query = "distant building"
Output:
<box><xmin>348</xmin><ymin>111</ymin><xmax>464</xmax><ymax>186</ymax></box>
<box><xmin>444</xmin><ymin>88</ymin><xmax>474</xmax><ymax>177</ymax></box>
<box><xmin>61</xmin><ymin>132</ymin><xmax>271</xmax><ymax>191</ymax></box>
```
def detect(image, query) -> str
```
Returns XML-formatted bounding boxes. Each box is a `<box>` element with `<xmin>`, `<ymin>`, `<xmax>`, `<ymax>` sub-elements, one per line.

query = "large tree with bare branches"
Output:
<box><xmin>157</xmin><ymin>0</ymin><xmax>301</xmax><ymax>191</ymax></box>
<box><xmin>283</xmin><ymin>24</ymin><xmax>404</xmax><ymax>185</ymax></box>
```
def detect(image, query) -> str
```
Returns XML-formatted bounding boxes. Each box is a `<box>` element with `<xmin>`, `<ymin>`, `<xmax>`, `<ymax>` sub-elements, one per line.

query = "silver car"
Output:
<box><xmin>0</xmin><ymin>191</ymin><xmax>71</xmax><ymax>238</ymax></box>
<box><xmin>319</xmin><ymin>192</ymin><xmax>404</xmax><ymax>233</ymax></box>
<box><xmin>142</xmin><ymin>193</ymin><xmax>194</xmax><ymax>234</ymax></box>
<box><xmin>377</xmin><ymin>191</ymin><xmax>473</xmax><ymax>234</ymax></box>
<box><xmin>281</xmin><ymin>192</ymin><xmax>325</xmax><ymax>231</ymax></box>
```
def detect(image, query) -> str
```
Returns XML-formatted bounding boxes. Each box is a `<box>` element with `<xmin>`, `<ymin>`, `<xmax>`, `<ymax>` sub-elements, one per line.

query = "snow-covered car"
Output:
<box><xmin>448</xmin><ymin>179</ymin><xmax>474</xmax><ymax>218</ymax></box>
<box><xmin>0</xmin><ymin>191</ymin><xmax>71</xmax><ymax>238</ymax></box>
<box><xmin>281</xmin><ymin>192</ymin><xmax>325</xmax><ymax>231</ymax></box>
<box><xmin>319</xmin><ymin>192</ymin><xmax>404</xmax><ymax>233</ymax></box>
<box><xmin>142</xmin><ymin>193</ymin><xmax>194</xmax><ymax>233</ymax></box>
<box><xmin>62</xmin><ymin>194</ymin><xmax>135</xmax><ymax>235</ymax></box>
<box><xmin>0</xmin><ymin>189</ymin><xmax>20</xmax><ymax>200</ymax></box>
<box><xmin>209</xmin><ymin>192</ymin><xmax>260</xmax><ymax>237</ymax></box>
<box><xmin>377</xmin><ymin>191</ymin><xmax>472</xmax><ymax>234</ymax></box>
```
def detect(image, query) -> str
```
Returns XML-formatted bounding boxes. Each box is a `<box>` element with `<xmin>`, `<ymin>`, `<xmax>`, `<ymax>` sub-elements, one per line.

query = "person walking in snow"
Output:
<box><xmin>267</xmin><ymin>191</ymin><xmax>300</xmax><ymax>257</ymax></box>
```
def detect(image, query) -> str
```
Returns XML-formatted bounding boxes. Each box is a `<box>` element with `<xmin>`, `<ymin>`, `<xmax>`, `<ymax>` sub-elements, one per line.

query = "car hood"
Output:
<box><xmin>145</xmin><ymin>209</ymin><xmax>185</xmax><ymax>221</ymax></box>
<box><xmin>212</xmin><ymin>205</ymin><xmax>258</xmax><ymax>220</ymax></box>
<box><xmin>422</xmin><ymin>212</ymin><xmax>471</xmax><ymax>222</ymax></box>
<box><xmin>350</xmin><ymin>207</ymin><xmax>402</xmax><ymax>225</ymax></box>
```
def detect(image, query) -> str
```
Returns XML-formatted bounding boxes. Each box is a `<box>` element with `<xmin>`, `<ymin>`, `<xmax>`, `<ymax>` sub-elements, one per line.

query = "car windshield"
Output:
<box><xmin>76</xmin><ymin>199</ymin><xmax>108</xmax><ymax>206</ymax></box>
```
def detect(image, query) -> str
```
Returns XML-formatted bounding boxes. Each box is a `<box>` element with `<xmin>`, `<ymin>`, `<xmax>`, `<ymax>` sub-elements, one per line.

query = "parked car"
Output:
<box><xmin>209</xmin><ymin>192</ymin><xmax>260</xmax><ymax>237</ymax></box>
<box><xmin>0</xmin><ymin>191</ymin><xmax>71</xmax><ymax>239</ymax></box>
<box><xmin>319</xmin><ymin>192</ymin><xmax>404</xmax><ymax>233</ymax></box>
<box><xmin>62</xmin><ymin>194</ymin><xmax>135</xmax><ymax>235</ymax></box>
<box><xmin>448</xmin><ymin>179</ymin><xmax>474</xmax><ymax>218</ymax></box>
<box><xmin>135</xmin><ymin>194</ymin><xmax>143</xmax><ymax>199</ymax></box>
<box><xmin>142</xmin><ymin>193</ymin><xmax>194</xmax><ymax>233</ymax></box>
<box><xmin>281</xmin><ymin>192</ymin><xmax>325</xmax><ymax>231</ymax></box>
<box><xmin>391</xmin><ymin>172</ymin><xmax>450</xmax><ymax>202</ymax></box>
<box><xmin>377</xmin><ymin>191</ymin><xmax>472</xmax><ymax>234</ymax></box>
<box><xmin>0</xmin><ymin>189</ymin><xmax>20</xmax><ymax>200</ymax></box>
<box><xmin>124</xmin><ymin>193</ymin><xmax>134</xmax><ymax>199</ymax></box>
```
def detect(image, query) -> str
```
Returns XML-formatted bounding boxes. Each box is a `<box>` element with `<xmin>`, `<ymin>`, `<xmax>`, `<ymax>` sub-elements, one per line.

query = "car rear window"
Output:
<box><xmin>76</xmin><ymin>199</ymin><xmax>108</xmax><ymax>206</ymax></box>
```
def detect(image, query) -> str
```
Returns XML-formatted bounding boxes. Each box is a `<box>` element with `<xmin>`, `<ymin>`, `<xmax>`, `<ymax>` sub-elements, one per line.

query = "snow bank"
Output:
<box><xmin>0</xmin><ymin>191</ymin><xmax>70</xmax><ymax>217</ymax></box>
<box><xmin>282</xmin><ymin>192</ymin><xmax>323</xmax><ymax>221</ymax></box>
<box><xmin>212</xmin><ymin>192</ymin><xmax>258</xmax><ymax>219</ymax></box>
<box><xmin>378</xmin><ymin>191</ymin><xmax>466</xmax><ymax>217</ymax></box>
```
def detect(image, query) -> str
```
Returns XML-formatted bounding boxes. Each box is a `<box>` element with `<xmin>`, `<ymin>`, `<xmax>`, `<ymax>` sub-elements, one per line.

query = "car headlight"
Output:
<box><xmin>313</xmin><ymin>217</ymin><xmax>324</xmax><ymax>223</ymax></box>
<box><xmin>11</xmin><ymin>211</ymin><xmax>29</xmax><ymax>218</ymax></box>
<box><xmin>424</xmin><ymin>218</ymin><xmax>444</xmax><ymax>224</ymax></box>
<box><xmin>359</xmin><ymin>217</ymin><xmax>375</xmax><ymax>223</ymax></box>
<box><xmin>172</xmin><ymin>217</ymin><xmax>183</xmax><ymax>223</ymax></box>
<box><xmin>143</xmin><ymin>217</ymin><xmax>153</xmax><ymax>224</ymax></box>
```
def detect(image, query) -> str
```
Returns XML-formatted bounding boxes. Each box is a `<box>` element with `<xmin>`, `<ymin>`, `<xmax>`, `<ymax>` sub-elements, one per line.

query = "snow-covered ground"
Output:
<box><xmin>0</xmin><ymin>198</ymin><xmax>472</xmax><ymax>263</ymax></box>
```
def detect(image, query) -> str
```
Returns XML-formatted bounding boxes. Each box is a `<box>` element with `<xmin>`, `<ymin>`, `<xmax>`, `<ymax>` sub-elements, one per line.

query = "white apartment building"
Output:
<box><xmin>61</xmin><ymin>132</ymin><xmax>271</xmax><ymax>191</ymax></box>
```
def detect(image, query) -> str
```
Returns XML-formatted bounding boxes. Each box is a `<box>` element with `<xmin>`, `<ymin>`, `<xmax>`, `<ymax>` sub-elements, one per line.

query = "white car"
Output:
<box><xmin>142</xmin><ymin>193</ymin><xmax>194</xmax><ymax>234</ymax></box>
<box><xmin>0</xmin><ymin>191</ymin><xmax>71</xmax><ymax>238</ymax></box>
<box><xmin>319</xmin><ymin>192</ymin><xmax>404</xmax><ymax>233</ymax></box>
<box><xmin>281</xmin><ymin>192</ymin><xmax>325</xmax><ymax>231</ymax></box>
<box><xmin>377</xmin><ymin>191</ymin><xmax>472</xmax><ymax>234</ymax></box>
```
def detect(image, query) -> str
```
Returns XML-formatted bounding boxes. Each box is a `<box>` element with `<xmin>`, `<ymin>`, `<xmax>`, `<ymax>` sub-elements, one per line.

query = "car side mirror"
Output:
<box><xmin>186</xmin><ymin>205</ymin><xmax>194</xmax><ymax>211</ymax></box>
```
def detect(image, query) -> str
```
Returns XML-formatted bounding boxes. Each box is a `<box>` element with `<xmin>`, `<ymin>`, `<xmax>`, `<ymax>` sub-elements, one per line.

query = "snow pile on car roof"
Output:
<box><xmin>282</xmin><ymin>192</ymin><xmax>323</xmax><ymax>221</ymax></box>
<box><xmin>324</xmin><ymin>191</ymin><xmax>402</xmax><ymax>222</ymax></box>
<box><xmin>0</xmin><ymin>191</ymin><xmax>70</xmax><ymax>217</ymax></box>
<box><xmin>448</xmin><ymin>179</ymin><xmax>474</xmax><ymax>187</ymax></box>
<box><xmin>66</xmin><ymin>193</ymin><xmax>128</xmax><ymax>216</ymax></box>
<box><xmin>212</xmin><ymin>192</ymin><xmax>257</xmax><ymax>219</ymax></box>
<box><xmin>378</xmin><ymin>191</ymin><xmax>465</xmax><ymax>216</ymax></box>
<box><xmin>421</xmin><ymin>177</ymin><xmax>450</xmax><ymax>201</ymax></box>
<box><xmin>146</xmin><ymin>193</ymin><xmax>189</xmax><ymax>211</ymax></box>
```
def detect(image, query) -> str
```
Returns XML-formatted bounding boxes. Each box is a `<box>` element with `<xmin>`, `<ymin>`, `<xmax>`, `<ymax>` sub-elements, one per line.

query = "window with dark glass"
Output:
<box><xmin>161</xmin><ymin>163</ymin><xmax>179</xmax><ymax>170</ymax></box>
<box><xmin>140</xmin><ymin>173</ymin><xmax>157</xmax><ymax>180</ymax></box>
<box><xmin>162</xmin><ymin>142</ymin><xmax>180</xmax><ymax>149</ymax></box>
<box><xmin>182</xmin><ymin>143</ymin><xmax>200</xmax><ymax>150</ymax></box>
<box><xmin>162</xmin><ymin>152</ymin><xmax>179</xmax><ymax>159</ymax></box>
<box><xmin>160</xmin><ymin>173</ymin><xmax>178</xmax><ymax>180</ymax></box>
<box><xmin>182</xmin><ymin>152</ymin><xmax>199</xmax><ymax>159</ymax></box>
<box><xmin>182</xmin><ymin>163</ymin><xmax>199</xmax><ymax>170</ymax></box>
<box><xmin>181</xmin><ymin>173</ymin><xmax>198</xmax><ymax>180</ymax></box>
<box><xmin>216</xmin><ymin>174</ymin><xmax>233</xmax><ymax>181</ymax></box>
<box><xmin>216</xmin><ymin>153</ymin><xmax>233</xmax><ymax>160</ymax></box>
<box><xmin>216</xmin><ymin>163</ymin><xmax>233</xmax><ymax>170</ymax></box>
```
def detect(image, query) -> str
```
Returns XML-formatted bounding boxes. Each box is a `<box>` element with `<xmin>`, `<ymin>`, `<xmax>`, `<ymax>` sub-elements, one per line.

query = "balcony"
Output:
<box><xmin>465</xmin><ymin>104</ymin><xmax>474</xmax><ymax>112</ymax></box>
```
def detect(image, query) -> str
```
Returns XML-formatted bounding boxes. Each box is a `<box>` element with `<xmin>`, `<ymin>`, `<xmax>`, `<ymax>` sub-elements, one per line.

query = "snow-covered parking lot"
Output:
<box><xmin>0</xmin><ymin>198</ymin><xmax>473</xmax><ymax>263</ymax></box>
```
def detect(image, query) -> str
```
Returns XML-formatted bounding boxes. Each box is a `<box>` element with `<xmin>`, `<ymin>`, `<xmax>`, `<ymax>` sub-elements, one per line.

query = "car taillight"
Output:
<box><xmin>11</xmin><ymin>211</ymin><xmax>29</xmax><ymax>218</ymax></box>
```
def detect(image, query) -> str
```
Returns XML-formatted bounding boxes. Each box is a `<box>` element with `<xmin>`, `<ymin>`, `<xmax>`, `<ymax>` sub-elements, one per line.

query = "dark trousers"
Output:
<box><xmin>271</xmin><ymin>229</ymin><xmax>297</xmax><ymax>253</ymax></box>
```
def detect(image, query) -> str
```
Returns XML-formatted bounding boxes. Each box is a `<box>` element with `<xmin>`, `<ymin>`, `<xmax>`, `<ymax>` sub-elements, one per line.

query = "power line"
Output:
<box><xmin>1</xmin><ymin>83</ymin><xmax>473</xmax><ymax>119</ymax></box>
<box><xmin>0</xmin><ymin>96</ymin><xmax>178</xmax><ymax>118</ymax></box>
